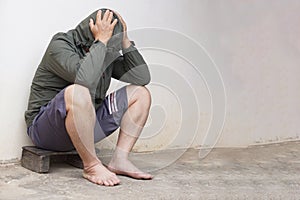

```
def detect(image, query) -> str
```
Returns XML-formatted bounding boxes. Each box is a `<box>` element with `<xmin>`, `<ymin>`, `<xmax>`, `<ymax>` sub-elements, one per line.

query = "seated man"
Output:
<box><xmin>24</xmin><ymin>8</ymin><xmax>152</xmax><ymax>186</ymax></box>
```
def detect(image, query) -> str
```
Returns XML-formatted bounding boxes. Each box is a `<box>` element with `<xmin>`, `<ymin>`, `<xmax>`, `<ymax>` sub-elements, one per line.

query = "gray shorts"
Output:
<box><xmin>27</xmin><ymin>86</ymin><xmax>128</xmax><ymax>151</ymax></box>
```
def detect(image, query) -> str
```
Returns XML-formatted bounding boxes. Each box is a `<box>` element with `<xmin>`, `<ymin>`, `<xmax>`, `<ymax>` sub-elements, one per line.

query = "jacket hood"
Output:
<box><xmin>73</xmin><ymin>8</ymin><xmax>123</xmax><ymax>50</ymax></box>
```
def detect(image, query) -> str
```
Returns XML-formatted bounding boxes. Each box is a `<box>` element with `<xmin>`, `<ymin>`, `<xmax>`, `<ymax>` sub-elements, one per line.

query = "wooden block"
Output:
<box><xmin>21</xmin><ymin>147</ymin><xmax>50</xmax><ymax>173</ymax></box>
<box><xmin>21</xmin><ymin>146</ymin><xmax>83</xmax><ymax>173</ymax></box>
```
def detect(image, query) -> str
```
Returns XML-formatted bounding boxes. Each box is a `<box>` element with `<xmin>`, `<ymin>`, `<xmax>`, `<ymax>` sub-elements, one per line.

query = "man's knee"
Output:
<box><xmin>137</xmin><ymin>86</ymin><xmax>151</xmax><ymax>104</ymax></box>
<box><xmin>64</xmin><ymin>84</ymin><xmax>93</xmax><ymax>111</ymax></box>
<box><xmin>127</xmin><ymin>85</ymin><xmax>151</xmax><ymax>108</ymax></box>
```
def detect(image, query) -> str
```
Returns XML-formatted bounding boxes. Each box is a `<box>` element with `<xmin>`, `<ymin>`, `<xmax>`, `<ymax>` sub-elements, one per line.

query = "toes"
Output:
<box><xmin>110</xmin><ymin>176</ymin><xmax>120</xmax><ymax>185</ymax></box>
<box><xmin>108</xmin><ymin>179</ymin><xmax>115</xmax><ymax>186</ymax></box>
<box><xmin>87</xmin><ymin>175</ymin><xmax>105</xmax><ymax>185</ymax></box>
<box><xmin>145</xmin><ymin>173</ymin><xmax>153</xmax><ymax>179</ymax></box>
<box><xmin>104</xmin><ymin>175</ymin><xmax>120</xmax><ymax>186</ymax></box>
<box><xmin>142</xmin><ymin>174</ymin><xmax>153</xmax><ymax>179</ymax></box>
<box><xmin>83</xmin><ymin>173</ymin><xmax>119</xmax><ymax>186</ymax></box>
<box><xmin>96</xmin><ymin>179</ymin><xmax>104</xmax><ymax>185</ymax></box>
<box><xmin>113</xmin><ymin>179</ymin><xmax>120</xmax><ymax>185</ymax></box>
<box><xmin>114</xmin><ymin>178</ymin><xmax>121</xmax><ymax>185</ymax></box>
<box><xmin>98</xmin><ymin>181</ymin><xmax>104</xmax><ymax>185</ymax></box>
<box><xmin>112</xmin><ymin>175</ymin><xmax>120</xmax><ymax>184</ymax></box>
<box><xmin>103</xmin><ymin>180</ymin><xmax>110</xmax><ymax>186</ymax></box>
<box><xmin>134</xmin><ymin>172</ymin><xmax>153</xmax><ymax>180</ymax></box>
<box><xmin>83</xmin><ymin>163</ymin><xmax>121</xmax><ymax>186</ymax></box>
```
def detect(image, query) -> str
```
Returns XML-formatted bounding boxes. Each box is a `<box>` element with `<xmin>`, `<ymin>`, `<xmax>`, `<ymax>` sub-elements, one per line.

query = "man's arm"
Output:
<box><xmin>111</xmin><ymin>11</ymin><xmax>151</xmax><ymax>85</ymax></box>
<box><xmin>47</xmin><ymin>38</ymin><xmax>107</xmax><ymax>89</ymax></box>
<box><xmin>112</xmin><ymin>45</ymin><xmax>151</xmax><ymax>85</ymax></box>
<box><xmin>46</xmin><ymin>10</ymin><xmax>118</xmax><ymax>89</ymax></box>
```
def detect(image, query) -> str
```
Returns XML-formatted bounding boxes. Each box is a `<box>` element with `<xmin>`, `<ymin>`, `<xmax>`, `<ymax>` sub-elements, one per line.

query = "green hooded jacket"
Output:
<box><xmin>24</xmin><ymin>9</ymin><xmax>151</xmax><ymax>127</ymax></box>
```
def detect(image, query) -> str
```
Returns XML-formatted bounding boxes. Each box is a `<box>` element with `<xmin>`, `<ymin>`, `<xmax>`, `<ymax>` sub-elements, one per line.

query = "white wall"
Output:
<box><xmin>0</xmin><ymin>0</ymin><xmax>299</xmax><ymax>161</ymax></box>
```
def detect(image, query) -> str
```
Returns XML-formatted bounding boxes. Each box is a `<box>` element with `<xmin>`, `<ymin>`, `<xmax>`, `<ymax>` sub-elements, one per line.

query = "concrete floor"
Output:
<box><xmin>0</xmin><ymin>141</ymin><xmax>299</xmax><ymax>200</ymax></box>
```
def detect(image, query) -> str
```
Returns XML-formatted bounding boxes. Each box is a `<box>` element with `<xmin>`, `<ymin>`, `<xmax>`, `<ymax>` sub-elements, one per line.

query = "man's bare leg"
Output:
<box><xmin>108</xmin><ymin>85</ymin><xmax>153</xmax><ymax>179</ymax></box>
<box><xmin>64</xmin><ymin>84</ymin><xmax>120</xmax><ymax>186</ymax></box>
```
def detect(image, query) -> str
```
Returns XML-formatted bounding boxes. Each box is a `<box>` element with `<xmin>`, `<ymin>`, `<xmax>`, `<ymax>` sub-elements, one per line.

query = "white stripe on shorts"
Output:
<box><xmin>108</xmin><ymin>93</ymin><xmax>112</xmax><ymax>114</ymax></box>
<box><xmin>113</xmin><ymin>92</ymin><xmax>118</xmax><ymax>112</ymax></box>
<box><xmin>108</xmin><ymin>91</ymin><xmax>118</xmax><ymax>115</ymax></box>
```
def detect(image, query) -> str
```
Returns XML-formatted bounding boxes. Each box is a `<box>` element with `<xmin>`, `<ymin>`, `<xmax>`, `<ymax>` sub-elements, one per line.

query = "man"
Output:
<box><xmin>24</xmin><ymin>8</ymin><xmax>152</xmax><ymax>186</ymax></box>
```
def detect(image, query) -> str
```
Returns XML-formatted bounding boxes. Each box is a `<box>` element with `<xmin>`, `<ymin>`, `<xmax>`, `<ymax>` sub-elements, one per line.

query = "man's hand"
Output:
<box><xmin>89</xmin><ymin>10</ymin><xmax>118</xmax><ymax>46</ymax></box>
<box><xmin>114</xmin><ymin>11</ymin><xmax>132</xmax><ymax>49</ymax></box>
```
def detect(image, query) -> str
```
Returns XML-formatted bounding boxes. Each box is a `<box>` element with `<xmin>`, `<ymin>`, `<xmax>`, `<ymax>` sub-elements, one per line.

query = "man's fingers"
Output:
<box><xmin>111</xmin><ymin>18</ymin><xmax>118</xmax><ymax>28</ymax></box>
<box><xmin>113</xmin><ymin>10</ymin><xmax>120</xmax><ymax>18</ymax></box>
<box><xmin>113</xmin><ymin>10</ymin><xmax>121</xmax><ymax>18</ymax></box>
<box><xmin>108</xmin><ymin>11</ymin><xmax>113</xmax><ymax>23</ymax></box>
<box><xmin>103</xmin><ymin>9</ymin><xmax>110</xmax><ymax>21</ymax></box>
<box><xmin>114</xmin><ymin>11</ymin><xmax>124</xmax><ymax>23</ymax></box>
<box><xmin>113</xmin><ymin>11</ymin><xmax>126</xmax><ymax>31</ymax></box>
<box><xmin>89</xmin><ymin>18</ymin><xmax>94</xmax><ymax>29</ymax></box>
<box><xmin>114</xmin><ymin>11</ymin><xmax>123</xmax><ymax>23</ymax></box>
<box><xmin>96</xmin><ymin>10</ymin><xmax>102</xmax><ymax>21</ymax></box>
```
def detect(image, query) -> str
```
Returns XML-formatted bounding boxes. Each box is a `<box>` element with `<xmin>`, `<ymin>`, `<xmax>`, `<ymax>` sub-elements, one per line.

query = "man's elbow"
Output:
<box><xmin>141</xmin><ymin>65</ymin><xmax>151</xmax><ymax>85</ymax></box>
<box><xmin>132</xmin><ymin>67</ymin><xmax>151</xmax><ymax>85</ymax></box>
<box><xmin>143</xmin><ymin>74</ymin><xmax>151</xmax><ymax>85</ymax></box>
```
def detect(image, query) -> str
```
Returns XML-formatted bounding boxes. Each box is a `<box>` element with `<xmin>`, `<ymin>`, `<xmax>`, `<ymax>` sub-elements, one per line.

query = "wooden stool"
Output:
<box><xmin>21</xmin><ymin>146</ymin><xmax>83</xmax><ymax>173</ymax></box>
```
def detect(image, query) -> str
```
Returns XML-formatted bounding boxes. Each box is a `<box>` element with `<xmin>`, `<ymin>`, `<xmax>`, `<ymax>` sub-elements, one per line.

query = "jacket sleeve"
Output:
<box><xmin>46</xmin><ymin>37</ymin><xmax>107</xmax><ymax>89</ymax></box>
<box><xmin>112</xmin><ymin>44</ymin><xmax>151</xmax><ymax>85</ymax></box>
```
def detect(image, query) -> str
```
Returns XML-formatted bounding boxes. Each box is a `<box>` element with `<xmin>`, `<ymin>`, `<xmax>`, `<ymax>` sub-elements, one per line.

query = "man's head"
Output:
<box><xmin>74</xmin><ymin>8</ymin><xmax>123</xmax><ymax>51</ymax></box>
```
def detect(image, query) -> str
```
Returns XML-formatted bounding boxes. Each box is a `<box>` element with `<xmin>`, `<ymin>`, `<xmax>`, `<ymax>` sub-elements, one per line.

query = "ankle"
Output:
<box><xmin>84</xmin><ymin>159</ymin><xmax>102</xmax><ymax>170</ymax></box>
<box><xmin>112</xmin><ymin>147</ymin><xmax>130</xmax><ymax>161</ymax></box>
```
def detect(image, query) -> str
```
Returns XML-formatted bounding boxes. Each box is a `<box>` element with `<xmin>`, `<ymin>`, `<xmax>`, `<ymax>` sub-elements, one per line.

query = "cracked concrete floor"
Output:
<box><xmin>0</xmin><ymin>141</ymin><xmax>299</xmax><ymax>200</ymax></box>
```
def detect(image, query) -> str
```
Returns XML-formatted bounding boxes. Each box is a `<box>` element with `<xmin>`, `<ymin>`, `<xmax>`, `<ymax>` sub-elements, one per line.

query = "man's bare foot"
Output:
<box><xmin>83</xmin><ymin>162</ymin><xmax>120</xmax><ymax>186</ymax></box>
<box><xmin>108</xmin><ymin>158</ymin><xmax>153</xmax><ymax>180</ymax></box>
